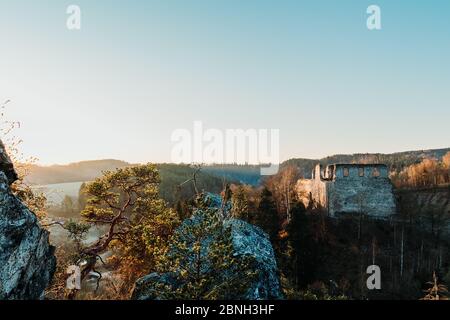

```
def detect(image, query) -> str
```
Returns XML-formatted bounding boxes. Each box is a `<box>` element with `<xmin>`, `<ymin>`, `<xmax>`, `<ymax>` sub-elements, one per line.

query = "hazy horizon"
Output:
<box><xmin>25</xmin><ymin>145</ymin><xmax>450</xmax><ymax>167</ymax></box>
<box><xmin>1</xmin><ymin>1</ymin><xmax>449</xmax><ymax>165</ymax></box>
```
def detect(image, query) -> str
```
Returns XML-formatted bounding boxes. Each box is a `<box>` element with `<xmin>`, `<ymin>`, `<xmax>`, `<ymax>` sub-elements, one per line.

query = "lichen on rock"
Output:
<box><xmin>0</xmin><ymin>140</ymin><xmax>56</xmax><ymax>300</ymax></box>
<box><xmin>132</xmin><ymin>193</ymin><xmax>282</xmax><ymax>300</ymax></box>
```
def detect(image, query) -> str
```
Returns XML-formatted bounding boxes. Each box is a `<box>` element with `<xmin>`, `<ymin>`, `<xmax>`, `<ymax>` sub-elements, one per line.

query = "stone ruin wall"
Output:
<box><xmin>327</xmin><ymin>165</ymin><xmax>396</xmax><ymax>218</ymax></box>
<box><xmin>295</xmin><ymin>164</ymin><xmax>329</xmax><ymax>210</ymax></box>
<box><xmin>296</xmin><ymin>164</ymin><xmax>397</xmax><ymax>218</ymax></box>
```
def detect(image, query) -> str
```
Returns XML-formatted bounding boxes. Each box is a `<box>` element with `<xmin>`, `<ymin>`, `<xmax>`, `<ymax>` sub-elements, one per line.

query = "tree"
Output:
<box><xmin>393</xmin><ymin>156</ymin><xmax>450</xmax><ymax>188</ymax></box>
<box><xmin>283</xmin><ymin>201</ymin><xmax>328</xmax><ymax>290</ymax></box>
<box><xmin>156</xmin><ymin>201</ymin><xmax>257</xmax><ymax>299</ymax></box>
<box><xmin>77</xmin><ymin>182</ymin><xmax>87</xmax><ymax>211</ymax></box>
<box><xmin>254</xmin><ymin>187</ymin><xmax>280</xmax><ymax>243</ymax></box>
<box><xmin>1</xmin><ymin>100</ymin><xmax>47</xmax><ymax>219</ymax></box>
<box><xmin>66</xmin><ymin>164</ymin><xmax>179</xmax><ymax>297</ymax></box>
<box><xmin>443</xmin><ymin>152</ymin><xmax>450</xmax><ymax>168</ymax></box>
<box><xmin>421</xmin><ymin>272</ymin><xmax>449</xmax><ymax>300</ymax></box>
<box><xmin>61</xmin><ymin>195</ymin><xmax>74</xmax><ymax>213</ymax></box>
<box><xmin>265</xmin><ymin>165</ymin><xmax>300</xmax><ymax>221</ymax></box>
<box><xmin>421</xmin><ymin>203</ymin><xmax>450</xmax><ymax>249</ymax></box>
<box><xmin>300</xmin><ymin>281</ymin><xmax>348</xmax><ymax>300</ymax></box>
<box><xmin>443</xmin><ymin>152</ymin><xmax>450</xmax><ymax>183</ymax></box>
<box><xmin>285</xmin><ymin>201</ymin><xmax>307</xmax><ymax>288</ymax></box>
<box><xmin>65</xmin><ymin>220</ymin><xmax>90</xmax><ymax>253</ymax></box>
<box><xmin>231</xmin><ymin>185</ymin><xmax>250</xmax><ymax>221</ymax></box>
<box><xmin>175</xmin><ymin>199</ymin><xmax>192</xmax><ymax>221</ymax></box>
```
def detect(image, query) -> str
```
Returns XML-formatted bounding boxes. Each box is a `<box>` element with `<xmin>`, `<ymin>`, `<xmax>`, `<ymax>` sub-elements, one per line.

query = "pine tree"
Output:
<box><xmin>231</xmin><ymin>185</ymin><xmax>250</xmax><ymax>221</ymax></box>
<box><xmin>156</xmin><ymin>201</ymin><xmax>257</xmax><ymax>299</ymax></box>
<box><xmin>285</xmin><ymin>201</ymin><xmax>307</xmax><ymax>288</ymax></box>
<box><xmin>77</xmin><ymin>182</ymin><xmax>87</xmax><ymax>211</ymax></box>
<box><xmin>175</xmin><ymin>199</ymin><xmax>191</xmax><ymax>221</ymax></box>
<box><xmin>421</xmin><ymin>272</ymin><xmax>449</xmax><ymax>300</ymax></box>
<box><xmin>283</xmin><ymin>201</ymin><xmax>325</xmax><ymax>289</ymax></box>
<box><xmin>255</xmin><ymin>187</ymin><xmax>280</xmax><ymax>243</ymax></box>
<box><xmin>61</xmin><ymin>195</ymin><xmax>74</xmax><ymax>213</ymax></box>
<box><xmin>65</xmin><ymin>164</ymin><xmax>180</xmax><ymax>297</ymax></box>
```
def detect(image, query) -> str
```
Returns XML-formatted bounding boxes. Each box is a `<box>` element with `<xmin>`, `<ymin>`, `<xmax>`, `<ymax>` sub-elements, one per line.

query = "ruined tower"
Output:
<box><xmin>295</xmin><ymin>163</ymin><xmax>397</xmax><ymax>218</ymax></box>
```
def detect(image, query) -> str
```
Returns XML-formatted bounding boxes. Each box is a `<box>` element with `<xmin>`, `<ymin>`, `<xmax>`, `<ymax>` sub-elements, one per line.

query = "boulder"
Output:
<box><xmin>132</xmin><ymin>194</ymin><xmax>282</xmax><ymax>300</ymax></box>
<box><xmin>224</xmin><ymin>218</ymin><xmax>282</xmax><ymax>299</ymax></box>
<box><xmin>0</xmin><ymin>140</ymin><xmax>56</xmax><ymax>299</ymax></box>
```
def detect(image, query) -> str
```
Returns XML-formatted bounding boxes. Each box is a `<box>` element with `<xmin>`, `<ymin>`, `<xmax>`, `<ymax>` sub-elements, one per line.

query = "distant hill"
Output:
<box><xmin>24</xmin><ymin>147</ymin><xmax>450</xmax><ymax>187</ymax></box>
<box><xmin>25</xmin><ymin>161</ymin><xmax>253</xmax><ymax>205</ymax></box>
<box><xmin>282</xmin><ymin>148</ymin><xmax>450</xmax><ymax>178</ymax></box>
<box><xmin>25</xmin><ymin>160</ymin><xmax>263</xmax><ymax>186</ymax></box>
<box><xmin>25</xmin><ymin>159</ymin><xmax>131</xmax><ymax>185</ymax></box>
<box><xmin>157</xmin><ymin>163</ymin><xmax>231</xmax><ymax>204</ymax></box>
<box><xmin>203</xmin><ymin>164</ymin><xmax>263</xmax><ymax>186</ymax></box>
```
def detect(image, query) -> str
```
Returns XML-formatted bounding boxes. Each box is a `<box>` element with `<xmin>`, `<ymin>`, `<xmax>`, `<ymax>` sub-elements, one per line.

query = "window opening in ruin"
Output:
<box><xmin>372</xmin><ymin>167</ymin><xmax>380</xmax><ymax>177</ymax></box>
<box><xmin>343</xmin><ymin>167</ymin><xmax>349</xmax><ymax>177</ymax></box>
<box><xmin>359</xmin><ymin>167</ymin><xmax>364</xmax><ymax>177</ymax></box>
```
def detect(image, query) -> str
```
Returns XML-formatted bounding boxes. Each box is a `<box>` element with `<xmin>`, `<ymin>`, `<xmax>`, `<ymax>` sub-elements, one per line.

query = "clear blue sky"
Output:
<box><xmin>0</xmin><ymin>0</ymin><xmax>449</xmax><ymax>165</ymax></box>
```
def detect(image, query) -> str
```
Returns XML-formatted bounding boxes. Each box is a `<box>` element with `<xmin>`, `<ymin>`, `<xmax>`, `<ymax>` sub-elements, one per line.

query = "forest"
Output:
<box><xmin>30</xmin><ymin>150</ymin><xmax>450</xmax><ymax>300</ymax></box>
<box><xmin>1</xmin><ymin>107</ymin><xmax>449</xmax><ymax>300</ymax></box>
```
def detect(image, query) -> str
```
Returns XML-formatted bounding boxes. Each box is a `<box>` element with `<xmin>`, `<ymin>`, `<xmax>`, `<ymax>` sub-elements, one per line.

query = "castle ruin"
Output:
<box><xmin>295</xmin><ymin>163</ymin><xmax>397</xmax><ymax>218</ymax></box>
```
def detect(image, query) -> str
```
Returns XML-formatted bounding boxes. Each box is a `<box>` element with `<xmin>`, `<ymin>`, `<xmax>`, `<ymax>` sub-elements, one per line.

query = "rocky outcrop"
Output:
<box><xmin>0</xmin><ymin>140</ymin><xmax>56</xmax><ymax>300</ymax></box>
<box><xmin>224</xmin><ymin>218</ymin><xmax>283</xmax><ymax>299</ymax></box>
<box><xmin>132</xmin><ymin>194</ymin><xmax>282</xmax><ymax>300</ymax></box>
<box><xmin>0</xmin><ymin>141</ymin><xmax>18</xmax><ymax>185</ymax></box>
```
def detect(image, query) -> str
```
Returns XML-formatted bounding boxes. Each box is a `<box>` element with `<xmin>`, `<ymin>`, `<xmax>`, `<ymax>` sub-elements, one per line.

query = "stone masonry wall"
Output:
<box><xmin>296</xmin><ymin>164</ymin><xmax>397</xmax><ymax>218</ymax></box>
<box><xmin>296</xmin><ymin>165</ymin><xmax>328</xmax><ymax>209</ymax></box>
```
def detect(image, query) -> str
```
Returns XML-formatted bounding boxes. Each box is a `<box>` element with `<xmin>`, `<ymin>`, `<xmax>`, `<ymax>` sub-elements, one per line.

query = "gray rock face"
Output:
<box><xmin>132</xmin><ymin>194</ymin><xmax>282</xmax><ymax>300</ymax></box>
<box><xmin>0</xmin><ymin>141</ymin><xmax>56</xmax><ymax>300</ymax></box>
<box><xmin>133</xmin><ymin>272</ymin><xmax>179</xmax><ymax>300</ymax></box>
<box><xmin>0</xmin><ymin>140</ymin><xmax>18</xmax><ymax>185</ymax></box>
<box><xmin>224</xmin><ymin>219</ymin><xmax>282</xmax><ymax>299</ymax></box>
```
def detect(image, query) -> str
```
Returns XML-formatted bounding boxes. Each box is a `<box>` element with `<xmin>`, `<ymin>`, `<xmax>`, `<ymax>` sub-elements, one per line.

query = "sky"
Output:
<box><xmin>0</xmin><ymin>0</ymin><xmax>449</xmax><ymax>165</ymax></box>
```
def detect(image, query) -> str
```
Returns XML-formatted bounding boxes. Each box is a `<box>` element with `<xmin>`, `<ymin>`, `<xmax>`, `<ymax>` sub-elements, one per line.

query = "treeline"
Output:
<box><xmin>282</xmin><ymin>148</ymin><xmax>450</xmax><ymax>179</ymax></box>
<box><xmin>45</xmin><ymin>161</ymin><xmax>450</xmax><ymax>300</ymax></box>
<box><xmin>26</xmin><ymin>159</ymin><xmax>131</xmax><ymax>185</ymax></box>
<box><xmin>26</xmin><ymin>160</ymin><xmax>263</xmax><ymax>187</ymax></box>
<box><xmin>50</xmin><ymin>164</ymin><xmax>233</xmax><ymax>216</ymax></box>
<box><xmin>391</xmin><ymin>152</ymin><xmax>450</xmax><ymax>188</ymax></box>
<box><xmin>225</xmin><ymin>169</ymin><xmax>450</xmax><ymax>299</ymax></box>
<box><xmin>282</xmin><ymin>206</ymin><xmax>450</xmax><ymax>299</ymax></box>
<box><xmin>41</xmin><ymin>153</ymin><xmax>450</xmax><ymax>300</ymax></box>
<box><xmin>202</xmin><ymin>164</ymin><xmax>262</xmax><ymax>186</ymax></box>
<box><xmin>47</xmin><ymin>165</ymin><xmax>267</xmax><ymax>300</ymax></box>
<box><xmin>157</xmin><ymin>164</ymin><xmax>227</xmax><ymax>204</ymax></box>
